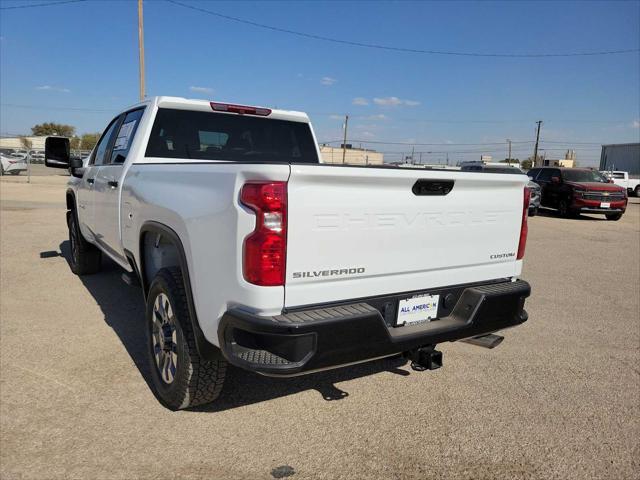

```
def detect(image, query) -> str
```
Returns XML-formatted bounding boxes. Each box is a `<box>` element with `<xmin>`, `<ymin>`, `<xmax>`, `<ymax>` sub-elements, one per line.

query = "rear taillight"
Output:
<box><xmin>517</xmin><ymin>187</ymin><xmax>531</xmax><ymax>260</ymax></box>
<box><xmin>240</xmin><ymin>181</ymin><xmax>287</xmax><ymax>286</ymax></box>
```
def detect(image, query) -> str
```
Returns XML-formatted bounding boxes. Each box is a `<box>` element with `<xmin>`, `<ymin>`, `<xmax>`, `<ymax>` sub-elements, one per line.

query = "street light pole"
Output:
<box><xmin>138</xmin><ymin>0</ymin><xmax>146</xmax><ymax>101</ymax></box>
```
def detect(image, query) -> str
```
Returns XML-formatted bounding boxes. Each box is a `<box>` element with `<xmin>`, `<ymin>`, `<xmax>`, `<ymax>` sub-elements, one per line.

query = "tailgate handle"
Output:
<box><xmin>412</xmin><ymin>179</ymin><xmax>454</xmax><ymax>196</ymax></box>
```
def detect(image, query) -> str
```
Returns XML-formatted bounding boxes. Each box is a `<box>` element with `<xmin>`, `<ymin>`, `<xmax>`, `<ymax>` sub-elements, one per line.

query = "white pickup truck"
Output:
<box><xmin>601</xmin><ymin>170</ymin><xmax>640</xmax><ymax>197</ymax></box>
<box><xmin>46</xmin><ymin>96</ymin><xmax>531</xmax><ymax>410</ymax></box>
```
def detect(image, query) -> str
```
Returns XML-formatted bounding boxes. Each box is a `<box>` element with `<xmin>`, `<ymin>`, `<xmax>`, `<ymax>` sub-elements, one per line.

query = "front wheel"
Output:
<box><xmin>606</xmin><ymin>213</ymin><xmax>623</xmax><ymax>221</ymax></box>
<box><xmin>558</xmin><ymin>199</ymin><xmax>573</xmax><ymax>218</ymax></box>
<box><xmin>67</xmin><ymin>210</ymin><xmax>101</xmax><ymax>275</ymax></box>
<box><xmin>146</xmin><ymin>267</ymin><xmax>227</xmax><ymax>410</ymax></box>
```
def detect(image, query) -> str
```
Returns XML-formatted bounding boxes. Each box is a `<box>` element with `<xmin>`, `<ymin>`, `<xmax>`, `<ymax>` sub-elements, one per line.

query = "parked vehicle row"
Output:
<box><xmin>528</xmin><ymin>167</ymin><xmax>627</xmax><ymax>221</ymax></box>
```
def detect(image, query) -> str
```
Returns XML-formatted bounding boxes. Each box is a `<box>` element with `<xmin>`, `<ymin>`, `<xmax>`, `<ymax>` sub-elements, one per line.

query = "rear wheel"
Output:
<box><xmin>606</xmin><ymin>213</ymin><xmax>622</xmax><ymax>221</ymax></box>
<box><xmin>635</xmin><ymin>185</ymin><xmax>640</xmax><ymax>197</ymax></box>
<box><xmin>146</xmin><ymin>267</ymin><xmax>227</xmax><ymax>410</ymax></box>
<box><xmin>67</xmin><ymin>209</ymin><xmax>101</xmax><ymax>275</ymax></box>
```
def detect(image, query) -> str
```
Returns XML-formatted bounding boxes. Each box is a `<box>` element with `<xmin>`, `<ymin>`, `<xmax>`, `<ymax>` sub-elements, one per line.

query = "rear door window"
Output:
<box><xmin>145</xmin><ymin>108</ymin><xmax>319</xmax><ymax>163</ymax></box>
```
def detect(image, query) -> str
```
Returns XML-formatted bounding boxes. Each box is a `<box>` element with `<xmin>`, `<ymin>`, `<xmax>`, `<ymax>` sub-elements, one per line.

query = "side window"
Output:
<box><xmin>91</xmin><ymin>117</ymin><xmax>121</xmax><ymax>166</ymax></box>
<box><xmin>536</xmin><ymin>169</ymin><xmax>552</xmax><ymax>182</ymax></box>
<box><xmin>110</xmin><ymin>109</ymin><xmax>145</xmax><ymax>164</ymax></box>
<box><xmin>528</xmin><ymin>168</ymin><xmax>540</xmax><ymax>179</ymax></box>
<box><xmin>552</xmin><ymin>169</ymin><xmax>562</xmax><ymax>180</ymax></box>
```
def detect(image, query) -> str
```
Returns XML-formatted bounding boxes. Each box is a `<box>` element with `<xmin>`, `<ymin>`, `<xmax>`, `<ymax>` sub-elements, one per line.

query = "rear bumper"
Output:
<box><xmin>218</xmin><ymin>279</ymin><xmax>531</xmax><ymax>376</ymax></box>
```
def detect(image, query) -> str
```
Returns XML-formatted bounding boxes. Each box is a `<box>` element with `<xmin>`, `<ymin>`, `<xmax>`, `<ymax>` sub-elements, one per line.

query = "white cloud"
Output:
<box><xmin>321</xmin><ymin>76</ymin><xmax>337</xmax><ymax>86</ymax></box>
<box><xmin>632</xmin><ymin>120</ymin><xmax>640</xmax><ymax>128</ymax></box>
<box><xmin>190</xmin><ymin>86</ymin><xmax>213</xmax><ymax>94</ymax></box>
<box><xmin>352</xmin><ymin>97</ymin><xmax>369</xmax><ymax>106</ymax></box>
<box><xmin>373</xmin><ymin>96</ymin><xmax>420</xmax><ymax>107</ymax></box>
<box><xmin>364</xmin><ymin>114</ymin><xmax>388</xmax><ymax>120</ymax></box>
<box><xmin>35</xmin><ymin>85</ymin><xmax>70</xmax><ymax>93</ymax></box>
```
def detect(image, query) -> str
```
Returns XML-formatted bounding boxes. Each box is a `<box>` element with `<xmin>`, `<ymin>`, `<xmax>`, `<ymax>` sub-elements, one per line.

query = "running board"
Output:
<box><xmin>460</xmin><ymin>334</ymin><xmax>504</xmax><ymax>349</ymax></box>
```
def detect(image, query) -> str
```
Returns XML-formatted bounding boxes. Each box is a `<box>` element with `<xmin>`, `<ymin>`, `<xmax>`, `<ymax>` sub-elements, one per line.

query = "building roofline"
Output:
<box><xmin>601</xmin><ymin>143</ymin><xmax>640</xmax><ymax>147</ymax></box>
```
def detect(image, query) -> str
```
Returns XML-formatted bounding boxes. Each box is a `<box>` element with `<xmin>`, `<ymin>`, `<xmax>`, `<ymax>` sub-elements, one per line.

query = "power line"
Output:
<box><xmin>0</xmin><ymin>0</ymin><xmax>87</xmax><ymax>10</ymax></box>
<box><xmin>321</xmin><ymin>139</ymin><xmax>534</xmax><ymax>146</ymax></box>
<box><xmin>165</xmin><ymin>0</ymin><xmax>639</xmax><ymax>58</ymax></box>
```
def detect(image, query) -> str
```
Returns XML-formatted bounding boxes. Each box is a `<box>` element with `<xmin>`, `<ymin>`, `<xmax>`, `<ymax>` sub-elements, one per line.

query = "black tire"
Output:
<box><xmin>146</xmin><ymin>267</ymin><xmax>227</xmax><ymax>410</ymax></box>
<box><xmin>66</xmin><ymin>210</ymin><xmax>101</xmax><ymax>275</ymax></box>
<box><xmin>606</xmin><ymin>213</ymin><xmax>622</xmax><ymax>221</ymax></box>
<box><xmin>558</xmin><ymin>199</ymin><xmax>571</xmax><ymax>218</ymax></box>
<box><xmin>529</xmin><ymin>206</ymin><xmax>538</xmax><ymax>217</ymax></box>
<box><xmin>635</xmin><ymin>185</ymin><xmax>640</xmax><ymax>197</ymax></box>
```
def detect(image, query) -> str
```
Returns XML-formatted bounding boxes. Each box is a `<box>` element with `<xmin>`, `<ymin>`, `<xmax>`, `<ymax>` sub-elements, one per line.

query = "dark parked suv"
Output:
<box><xmin>528</xmin><ymin>167</ymin><xmax>627</xmax><ymax>220</ymax></box>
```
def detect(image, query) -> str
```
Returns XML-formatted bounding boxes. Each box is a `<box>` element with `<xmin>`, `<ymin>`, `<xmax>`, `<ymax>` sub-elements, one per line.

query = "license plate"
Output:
<box><xmin>601</xmin><ymin>202</ymin><xmax>610</xmax><ymax>208</ymax></box>
<box><xmin>396</xmin><ymin>294</ymin><xmax>439</xmax><ymax>327</ymax></box>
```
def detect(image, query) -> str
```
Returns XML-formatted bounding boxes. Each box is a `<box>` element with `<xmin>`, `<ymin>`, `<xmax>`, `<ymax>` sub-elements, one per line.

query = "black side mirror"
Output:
<box><xmin>44</xmin><ymin>137</ymin><xmax>70</xmax><ymax>168</ymax></box>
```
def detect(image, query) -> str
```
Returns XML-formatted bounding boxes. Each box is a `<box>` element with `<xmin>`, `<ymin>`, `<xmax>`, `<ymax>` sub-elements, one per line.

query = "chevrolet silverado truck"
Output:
<box><xmin>45</xmin><ymin>97</ymin><xmax>531</xmax><ymax>410</ymax></box>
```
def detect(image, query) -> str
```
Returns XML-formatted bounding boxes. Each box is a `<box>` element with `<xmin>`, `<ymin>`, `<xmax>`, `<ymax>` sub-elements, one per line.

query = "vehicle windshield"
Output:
<box><xmin>562</xmin><ymin>170</ymin><xmax>608</xmax><ymax>183</ymax></box>
<box><xmin>146</xmin><ymin>108</ymin><xmax>319</xmax><ymax>163</ymax></box>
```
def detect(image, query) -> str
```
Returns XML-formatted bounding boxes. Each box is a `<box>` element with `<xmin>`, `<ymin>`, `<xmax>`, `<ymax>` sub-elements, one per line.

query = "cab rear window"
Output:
<box><xmin>145</xmin><ymin>108</ymin><xmax>319</xmax><ymax>163</ymax></box>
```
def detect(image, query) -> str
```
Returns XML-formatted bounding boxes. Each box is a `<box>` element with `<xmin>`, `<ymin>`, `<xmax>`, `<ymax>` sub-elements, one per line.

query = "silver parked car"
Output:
<box><xmin>0</xmin><ymin>150</ymin><xmax>28</xmax><ymax>176</ymax></box>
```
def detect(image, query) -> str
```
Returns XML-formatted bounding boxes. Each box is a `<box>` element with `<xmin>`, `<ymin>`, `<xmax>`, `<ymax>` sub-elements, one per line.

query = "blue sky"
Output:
<box><xmin>1</xmin><ymin>0</ymin><xmax>639</xmax><ymax>165</ymax></box>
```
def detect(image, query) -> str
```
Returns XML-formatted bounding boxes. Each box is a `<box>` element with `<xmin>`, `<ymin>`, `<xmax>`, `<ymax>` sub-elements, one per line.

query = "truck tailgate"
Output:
<box><xmin>285</xmin><ymin>165</ymin><xmax>528</xmax><ymax>308</ymax></box>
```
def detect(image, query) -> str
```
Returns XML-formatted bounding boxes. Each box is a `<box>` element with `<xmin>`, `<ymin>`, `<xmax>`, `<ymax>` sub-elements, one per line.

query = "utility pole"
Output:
<box><xmin>507</xmin><ymin>139</ymin><xmax>512</xmax><ymax>165</ymax></box>
<box><xmin>138</xmin><ymin>0</ymin><xmax>146</xmax><ymax>101</ymax></box>
<box><xmin>341</xmin><ymin>115</ymin><xmax>349</xmax><ymax>164</ymax></box>
<box><xmin>533</xmin><ymin>121</ymin><xmax>542</xmax><ymax>167</ymax></box>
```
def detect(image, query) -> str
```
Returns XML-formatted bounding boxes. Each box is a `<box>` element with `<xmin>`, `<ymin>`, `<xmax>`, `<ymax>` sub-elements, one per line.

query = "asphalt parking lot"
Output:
<box><xmin>1</xmin><ymin>175</ymin><xmax>638</xmax><ymax>480</ymax></box>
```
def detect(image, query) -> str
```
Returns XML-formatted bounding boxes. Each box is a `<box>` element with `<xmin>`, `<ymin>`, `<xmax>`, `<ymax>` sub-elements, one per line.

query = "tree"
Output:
<box><xmin>31</xmin><ymin>122</ymin><xmax>75</xmax><ymax>137</ymax></box>
<box><xmin>19</xmin><ymin>136</ymin><xmax>32</xmax><ymax>150</ymax></box>
<box><xmin>79</xmin><ymin>133</ymin><xmax>101</xmax><ymax>151</ymax></box>
<box><xmin>521</xmin><ymin>158</ymin><xmax>533</xmax><ymax>169</ymax></box>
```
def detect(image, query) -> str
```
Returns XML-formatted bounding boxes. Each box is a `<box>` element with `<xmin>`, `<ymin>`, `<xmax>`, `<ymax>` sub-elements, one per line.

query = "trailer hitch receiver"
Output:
<box><xmin>405</xmin><ymin>345</ymin><xmax>443</xmax><ymax>371</ymax></box>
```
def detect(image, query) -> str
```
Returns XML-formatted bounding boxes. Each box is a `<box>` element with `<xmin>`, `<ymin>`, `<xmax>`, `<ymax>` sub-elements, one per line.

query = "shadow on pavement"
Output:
<box><xmin>535</xmin><ymin>207</ymin><xmax>605</xmax><ymax>221</ymax></box>
<box><xmin>50</xmin><ymin>241</ymin><xmax>410</xmax><ymax>412</ymax></box>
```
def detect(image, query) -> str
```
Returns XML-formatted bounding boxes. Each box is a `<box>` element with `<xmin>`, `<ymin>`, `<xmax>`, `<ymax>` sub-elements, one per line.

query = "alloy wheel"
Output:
<box><xmin>151</xmin><ymin>293</ymin><xmax>178</xmax><ymax>384</ymax></box>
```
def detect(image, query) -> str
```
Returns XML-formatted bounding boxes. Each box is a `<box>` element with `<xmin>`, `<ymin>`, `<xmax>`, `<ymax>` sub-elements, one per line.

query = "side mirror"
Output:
<box><xmin>551</xmin><ymin>176</ymin><xmax>560</xmax><ymax>184</ymax></box>
<box><xmin>528</xmin><ymin>176</ymin><xmax>534</xmax><ymax>181</ymax></box>
<box><xmin>44</xmin><ymin>137</ymin><xmax>70</xmax><ymax>168</ymax></box>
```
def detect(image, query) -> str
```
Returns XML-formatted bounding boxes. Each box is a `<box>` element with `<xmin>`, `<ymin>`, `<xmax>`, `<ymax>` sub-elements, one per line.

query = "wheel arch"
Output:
<box><xmin>138</xmin><ymin>221</ymin><xmax>220</xmax><ymax>360</ymax></box>
<box><xmin>66</xmin><ymin>189</ymin><xmax>76</xmax><ymax>211</ymax></box>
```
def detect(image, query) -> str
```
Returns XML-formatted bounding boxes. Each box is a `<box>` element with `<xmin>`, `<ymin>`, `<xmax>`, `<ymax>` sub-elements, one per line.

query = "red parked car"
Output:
<box><xmin>528</xmin><ymin>167</ymin><xmax>627</xmax><ymax>220</ymax></box>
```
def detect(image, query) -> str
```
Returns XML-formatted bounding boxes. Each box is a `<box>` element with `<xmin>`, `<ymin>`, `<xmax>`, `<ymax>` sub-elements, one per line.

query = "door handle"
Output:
<box><xmin>86</xmin><ymin>178</ymin><xmax>95</xmax><ymax>185</ymax></box>
<box><xmin>108</xmin><ymin>181</ymin><xmax>118</xmax><ymax>188</ymax></box>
